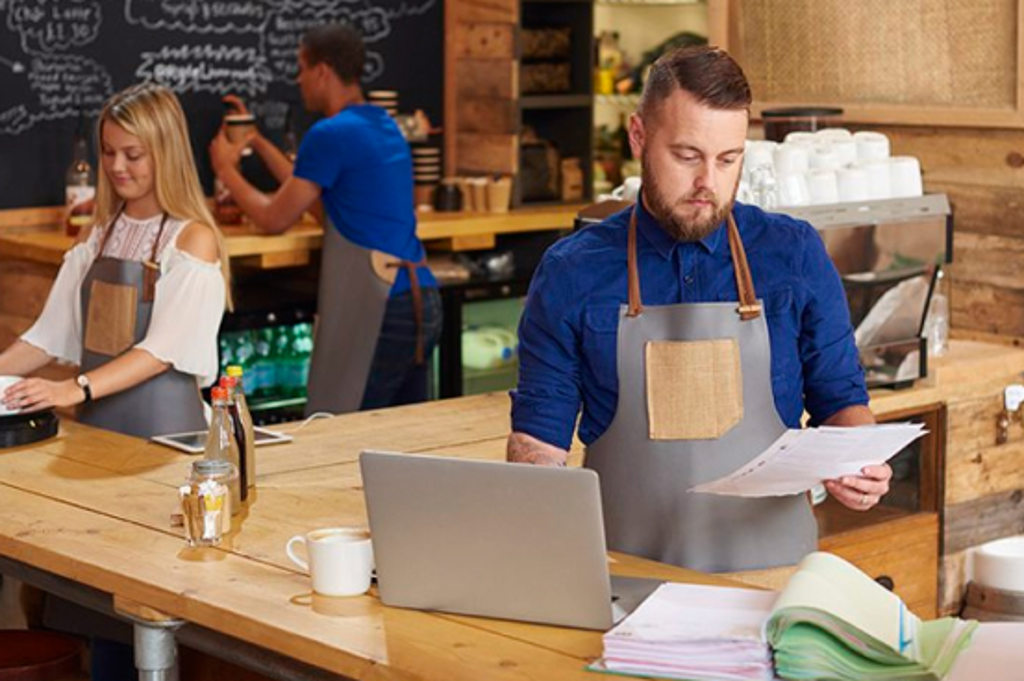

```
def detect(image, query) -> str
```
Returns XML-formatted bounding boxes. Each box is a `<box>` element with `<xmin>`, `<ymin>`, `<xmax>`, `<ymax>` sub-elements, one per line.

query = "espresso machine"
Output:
<box><xmin>783</xmin><ymin>193</ymin><xmax>952</xmax><ymax>388</ymax></box>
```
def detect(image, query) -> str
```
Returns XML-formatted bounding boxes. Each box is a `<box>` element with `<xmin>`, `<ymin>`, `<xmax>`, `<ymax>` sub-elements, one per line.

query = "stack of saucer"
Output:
<box><xmin>412</xmin><ymin>145</ymin><xmax>441</xmax><ymax>208</ymax></box>
<box><xmin>367</xmin><ymin>90</ymin><xmax>399</xmax><ymax>117</ymax></box>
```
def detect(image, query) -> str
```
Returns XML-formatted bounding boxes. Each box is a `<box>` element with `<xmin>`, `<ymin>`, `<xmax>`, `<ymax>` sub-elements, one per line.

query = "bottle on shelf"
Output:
<box><xmin>204</xmin><ymin>386</ymin><xmax>242</xmax><ymax>514</ymax></box>
<box><xmin>221</xmin><ymin>371</ymin><xmax>255</xmax><ymax>500</ymax></box>
<box><xmin>65</xmin><ymin>112</ymin><xmax>96</xmax><ymax>237</ymax></box>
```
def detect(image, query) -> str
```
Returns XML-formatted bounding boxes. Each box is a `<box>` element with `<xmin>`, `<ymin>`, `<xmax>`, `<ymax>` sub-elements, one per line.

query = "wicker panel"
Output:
<box><xmin>738</xmin><ymin>0</ymin><xmax>1017</xmax><ymax>109</ymax></box>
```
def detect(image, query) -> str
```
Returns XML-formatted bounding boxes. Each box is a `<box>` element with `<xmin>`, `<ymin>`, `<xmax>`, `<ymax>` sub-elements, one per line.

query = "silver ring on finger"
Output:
<box><xmin>860</xmin><ymin>492</ymin><xmax>869</xmax><ymax>505</ymax></box>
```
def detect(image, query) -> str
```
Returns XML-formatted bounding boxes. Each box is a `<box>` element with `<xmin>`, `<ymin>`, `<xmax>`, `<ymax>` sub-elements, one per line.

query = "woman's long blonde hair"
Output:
<box><xmin>93</xmin><ymin>83</ymin><xmax>233</xmax><ymax>310</ymax></box>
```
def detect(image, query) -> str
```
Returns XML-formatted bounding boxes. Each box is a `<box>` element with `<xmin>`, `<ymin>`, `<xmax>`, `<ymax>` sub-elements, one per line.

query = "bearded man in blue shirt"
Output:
<box><xmin>507</xmin><ymin>46</ymin><xmax>891</xmax><ymax>576</ymax></box>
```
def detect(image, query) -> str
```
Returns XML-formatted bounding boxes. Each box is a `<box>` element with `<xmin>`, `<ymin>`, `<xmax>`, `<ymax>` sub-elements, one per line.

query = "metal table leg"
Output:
<box><xmin>127</xmin><ymin>615</ymin><xmax>184</xmax><ymax>681</ymax></box>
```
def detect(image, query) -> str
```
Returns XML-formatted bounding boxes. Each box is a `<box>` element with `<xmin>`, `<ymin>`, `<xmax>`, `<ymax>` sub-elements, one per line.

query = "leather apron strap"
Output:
<box><xmin>387</xmin><ymin>259</ymin><xmax>427</xmax><ymax>366</ymax></box>
<box><xmin>626</xmin><ymin>207</ymin><xmax>762</xmax><ymax>320</ymax></box>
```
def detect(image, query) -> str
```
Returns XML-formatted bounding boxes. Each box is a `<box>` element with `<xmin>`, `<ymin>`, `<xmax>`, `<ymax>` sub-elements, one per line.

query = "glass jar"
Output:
<box><xmin>180</xmin><ymin>459</ymin><xmax>238</xmax><ymax>546</ymax></box>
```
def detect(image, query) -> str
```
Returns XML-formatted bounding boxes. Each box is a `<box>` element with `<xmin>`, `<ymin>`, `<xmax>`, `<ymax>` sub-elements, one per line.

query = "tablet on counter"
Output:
<box><xmin>152</xmin><ymin>427</ymin><xmax>293</xmax><ymax>454</ymax></box>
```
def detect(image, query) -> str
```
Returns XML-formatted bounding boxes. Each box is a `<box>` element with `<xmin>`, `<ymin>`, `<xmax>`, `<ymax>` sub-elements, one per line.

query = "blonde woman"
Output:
<box><xmin>0</xmin><ymin>83</ymin><xmax>231</xmax><ymax>438</ymax></box>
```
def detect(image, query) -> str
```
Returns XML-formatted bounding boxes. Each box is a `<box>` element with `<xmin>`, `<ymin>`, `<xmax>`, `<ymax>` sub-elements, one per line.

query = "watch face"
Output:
<box><xmin>77</xmin><ymin>375</ymin><xmax>88</xmax><ymax>388</ymax></box>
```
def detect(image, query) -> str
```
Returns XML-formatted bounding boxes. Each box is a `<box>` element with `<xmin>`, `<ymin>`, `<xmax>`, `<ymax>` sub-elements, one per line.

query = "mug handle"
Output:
<box><xmin>285</xmin><ymin>535</ymin><xmax>309</xmax><ymax>572</ymax></box>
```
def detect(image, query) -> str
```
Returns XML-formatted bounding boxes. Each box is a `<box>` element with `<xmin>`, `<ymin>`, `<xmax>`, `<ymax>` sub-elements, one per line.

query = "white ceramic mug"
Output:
<box><xmin>814</xmin><ymin>127</ymin><xmax>852</xmax><ymax>142</ymax></box>
<box><xmin>776</xmin><ymin>172</ymin><xmax>810</xmax><ymax>206</ymax></box>
<box><xmin>806</xmin><ymin>169</ymin><xmax>839</xmax><ymax>205</ymax></box>
<box><xmin>286</xmin><ymin>527</ymin><xmax>374</xmax><ymax>597</ymax></box>
<box><xmin>837</xmin><ymin>167</ymin><xmax>871</xmax><ymax>202</ymax></box>
<box><xmin>0</xmin><ymin>376</ymin><xmax>22</xmax><ymax>416</ymax></box>
<box><xmin>773</xmin><ymin>144</ymin><xmax>810</xmax><ymax>176</ymax></box>
<box><xmin>889</xmin><ymin>156</ymin><xmax>924</xmax><ymax>198</ymax></box>
<box><xmin>610</xmin><ymin>176</ymin><xmax>642</xmax><ymax>202</ymax></box>
<box><xmin>858</xmin><ymin>160</ymin><xmax>892</xmax><ymax>200</ymax></box>
<box><xmin>853</xmin><ymin>131</ymin><xmax>891</xmax><ymax>163</ymax></box>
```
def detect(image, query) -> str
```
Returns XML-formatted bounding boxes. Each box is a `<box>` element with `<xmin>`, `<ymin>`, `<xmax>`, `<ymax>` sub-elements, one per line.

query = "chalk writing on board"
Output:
<box><xmin>0</xmin><ymin>52</ymin><xmax>113</xmax><ymax>134</ymax></box>
<box><xmin>135</xmin><ymin>44</ymin><xmax>273</xmax><ymax>96</ymax></box>
<box><xmin>7</xmin><ymin>0</ymin><xmax>103</xmax><ymax>53</ymax></box>
<box><xmin>124</xmin><ymin>0</ymin><xmax>269</xmax><ymax>34</ymax></box>
<box><xmin>381</xmin><ymin>0</ymin><xmax>438</xmax><ymax>20</ymax></box>
<box><xmin>364</xmin><ymin>51</ymin><xmax>384</xmax><ymax>82</ymax></box>
<box><xmin>249</xmin><ymin>99</ymin><xmax>290</xmax><ymax>131</ymax></box>
<box><xmin>0</xmin><ymin>55</ymin><xmax>27</xmax><ymax>73</ymax></box>
<box><xmin>264</xmin><ymin>3</ymin><xmax>392</xmax><ymax>82</ymax></box>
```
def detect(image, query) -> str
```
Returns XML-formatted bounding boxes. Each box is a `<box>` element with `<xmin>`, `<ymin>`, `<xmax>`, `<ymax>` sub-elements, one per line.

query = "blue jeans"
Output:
<box><xmin>360</xmin><ymin>288</ymin><xmax>442</xmax><ymax>410</ymax></box>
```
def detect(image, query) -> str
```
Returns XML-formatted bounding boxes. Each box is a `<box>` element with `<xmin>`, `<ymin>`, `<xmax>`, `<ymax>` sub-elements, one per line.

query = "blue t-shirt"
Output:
<box><xmin>510</xmin><ymin>198</ymin><xmax>869</xmax><ymax>450</ymax></box>
<box><xmin>293</xmin><ymin>104</ymin><xmax>436</xmax><ymax>295</ymax></box>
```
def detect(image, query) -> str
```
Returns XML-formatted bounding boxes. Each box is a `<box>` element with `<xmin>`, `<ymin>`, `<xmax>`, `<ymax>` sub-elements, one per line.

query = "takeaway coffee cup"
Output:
<box><xmin>286</xmin><ymin>527</ymin><xmax>374</xmax><ymax>597</ymax></box>
<box><xmin>224</xmin><ymin>114</ymin><xmax>256</xmax><ymax>156</ymax></box>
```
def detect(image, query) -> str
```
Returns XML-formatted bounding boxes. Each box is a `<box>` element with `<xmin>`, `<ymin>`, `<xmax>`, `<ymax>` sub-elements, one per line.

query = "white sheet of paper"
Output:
<box><xmin>946</xmin><ymin>622</ymin><xmax>1024</xmax><ymax>681</ymax></box>
<box><xmin>689</xmin><ymin>423</ymin><xmax>926</xmax><ymax>497</ymax></box>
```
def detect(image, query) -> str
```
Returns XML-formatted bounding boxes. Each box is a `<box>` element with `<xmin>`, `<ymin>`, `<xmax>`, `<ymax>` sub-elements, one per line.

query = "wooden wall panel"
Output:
<box><xmin>456</xmin><ymin>133</ymin><xmax>519</xmax><ymax>174</ymax></box>
<box><xmin>453</xmin><ymin>23</ymin><xmax>515</xmax><ymax>59</ymax></box>
<box><xmin>455</xmin><ymin>59</ymin><xmax>517</xmax><ymax>99</ymax></box>
<box><xmin>454</xmin><ymin>0</ymin><xmax>518</xmax><ymax>24</ymax></box>
<box><xmin>456</xmin><ymin>98</ymin><xmax>518</xmax><ymax>133</ymax></box>
<box><xmin>945</xmin><ymin>490</ymin><xmax>1024</xmax><ymax>555</ymax></box>
<box><xmin>940</xmin><ymin>551</ymin><xmax>969</xmax><ymax>616</ymax></box>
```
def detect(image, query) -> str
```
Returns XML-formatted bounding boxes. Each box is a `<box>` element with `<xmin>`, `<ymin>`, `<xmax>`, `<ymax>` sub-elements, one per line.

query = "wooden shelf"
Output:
<box><xmin>598</xmin><ymin>0</ymin><xmax>701</xmax><ymax>4</ymax></box>
<box><xmin>520</xmin><ymin>94</ymin><xmax>593</xmax><ymax>109</ymax></box>
<box><xmin>595</xmin><ymin>93</ymin><xmax>642</xmax><ymax>108</ymax></box>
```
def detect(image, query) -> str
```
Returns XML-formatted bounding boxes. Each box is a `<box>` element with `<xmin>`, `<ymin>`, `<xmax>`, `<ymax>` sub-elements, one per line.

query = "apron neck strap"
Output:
<box><xmin>626</xmin><ymin>206</ymin><xmax>762</xmax><ymax>320</ymax></box>
<box><xmin>146</xmin><ymin>212</ymin><xmax>170</xmax><ymax>268</ymax></box>
<box><xmin>726</xmin><ymin>212</ymin><xmax>762</xmax><ymax>320</ymax></box>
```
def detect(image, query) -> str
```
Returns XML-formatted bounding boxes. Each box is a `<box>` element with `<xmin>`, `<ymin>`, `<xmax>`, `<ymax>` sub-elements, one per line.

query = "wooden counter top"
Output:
<box><xmin>0</xmin><ymin>204</ymin><xmax>584</xmax><ymax>268</ymax></box>
<box><xmin>0</xmin><ymin>392</ymin><xmax>737</xmax><ymax>680</ymax></box>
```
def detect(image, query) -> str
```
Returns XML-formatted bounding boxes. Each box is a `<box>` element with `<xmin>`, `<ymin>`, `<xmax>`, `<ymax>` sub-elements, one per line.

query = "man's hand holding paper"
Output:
<box><xmin>689</xmin><ymin>423</ymin><xmax>924</xmax><ymax>500</ymax></box>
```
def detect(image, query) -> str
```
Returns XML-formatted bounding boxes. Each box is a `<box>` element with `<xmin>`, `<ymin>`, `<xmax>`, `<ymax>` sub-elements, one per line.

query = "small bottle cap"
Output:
<box><xmin>194</xmin><ymin>459</ymin><xmax>233</xmax><ymax>476</ymax></box>
<box><xmin>210</xmin><ymin>386</ymin><xmax>228</xmax><ymax>401</ymax></box>
<box><xmin>226</xmin><ymin>365</ymin><xmax>243</xmax><ymax>378</ymax></box>
<box><xmin>219</xmin><ymin>375</ymin><xmax>237</xmax><ymax>389</ymax></box>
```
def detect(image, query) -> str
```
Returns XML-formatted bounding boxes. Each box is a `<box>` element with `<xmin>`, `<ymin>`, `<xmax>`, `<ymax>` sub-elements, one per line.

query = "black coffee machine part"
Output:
<box><xmin>0</xmin><ymin>409</ymin><xmax>59</xmax><ymax>449</ymax></box>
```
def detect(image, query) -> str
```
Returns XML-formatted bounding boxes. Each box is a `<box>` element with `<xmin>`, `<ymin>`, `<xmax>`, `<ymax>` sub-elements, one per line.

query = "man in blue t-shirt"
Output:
<box><xmin>210</xmin><ymin>24</ymin><xmax>440</xmax><ymax>413</ymax></box>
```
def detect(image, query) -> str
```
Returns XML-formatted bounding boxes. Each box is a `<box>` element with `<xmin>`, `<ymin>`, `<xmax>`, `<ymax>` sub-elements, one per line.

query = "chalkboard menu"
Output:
<box><xmin>0</xmin><ymin>0</ymin><xmax>443</xmax><ymax>209</ymax></box>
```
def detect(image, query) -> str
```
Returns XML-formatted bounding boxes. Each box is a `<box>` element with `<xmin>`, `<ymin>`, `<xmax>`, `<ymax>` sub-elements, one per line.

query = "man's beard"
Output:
<box><xmin>641</xmin><ymin>159</ymin><xmax>736</xmax><ymax>242</ymax></box>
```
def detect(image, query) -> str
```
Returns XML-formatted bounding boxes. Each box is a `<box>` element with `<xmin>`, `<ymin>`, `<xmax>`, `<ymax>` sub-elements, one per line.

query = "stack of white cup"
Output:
<box><xmin>739</xmin><ymin>128</ymin><xmax>923</xmax><ymax>208</ymax></box>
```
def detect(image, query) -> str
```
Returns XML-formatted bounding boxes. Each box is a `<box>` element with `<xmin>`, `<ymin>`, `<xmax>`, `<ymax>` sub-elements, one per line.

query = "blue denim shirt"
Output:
<box><xmin>510</xmin><ymin>199</ymin><xmax>869</xmax><ymax>450</ymax></box>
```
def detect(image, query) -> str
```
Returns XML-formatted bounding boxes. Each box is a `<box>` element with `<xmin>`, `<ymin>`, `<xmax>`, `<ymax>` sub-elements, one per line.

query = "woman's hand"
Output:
<box><xmin>825</xmin><ymin>464</ymin><xmax>893</xmax><ymax>511</ymax></box>
<box><xmin>2</xmin><ymin>377</ymin><xmax>84</xmax><ymax>412</ymax></box>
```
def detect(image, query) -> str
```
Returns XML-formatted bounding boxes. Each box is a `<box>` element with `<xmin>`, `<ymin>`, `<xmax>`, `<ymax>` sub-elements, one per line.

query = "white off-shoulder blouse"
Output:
<box><xmin>21</xmin><ymin>212</ymin><xmax>226</xmax><ymax>387</ymax></box>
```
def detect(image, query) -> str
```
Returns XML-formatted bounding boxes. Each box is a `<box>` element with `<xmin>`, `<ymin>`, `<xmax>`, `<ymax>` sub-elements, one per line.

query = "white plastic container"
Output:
<box><xmin>973</xmin><ymin>536</ymin><xmax>1024</xmax><ymax>592</ymax></box>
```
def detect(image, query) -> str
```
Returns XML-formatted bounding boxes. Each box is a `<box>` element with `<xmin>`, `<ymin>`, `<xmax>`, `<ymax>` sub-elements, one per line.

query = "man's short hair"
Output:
<box><xmin>638</xmin><ymin>46</ymin><xmax>751</xmax><ymax>118</ymax></box>
<box><xmin>301</xmin><ymin>24</ymin><xmax>365</xmax><ymax>84</ymax></box>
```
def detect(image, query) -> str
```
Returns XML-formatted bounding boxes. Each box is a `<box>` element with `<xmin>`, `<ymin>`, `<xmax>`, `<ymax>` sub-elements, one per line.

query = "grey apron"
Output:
<box><xmin>306</xmin><ymin>221</ymin><xmax>427</xmax><ymax>415</ymax></box>
<box><xmin>584</xmin><ymin>208</ymin><xmax>816</xmax><ymax>573</ymax></box>
<box><xmin>77</xmin><ymin>211</ymin><xmax>206</xmax><ymax>439</ymax></box>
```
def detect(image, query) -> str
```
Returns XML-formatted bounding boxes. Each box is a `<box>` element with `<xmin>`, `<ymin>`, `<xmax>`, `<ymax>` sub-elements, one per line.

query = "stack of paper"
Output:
<box><xmin>591</xmin><ymin>553</ymin><xmax>979</xmax><ymax>681</ymax></box>
<box><xmin>690</xmin><ymin>423</ymin><xmax>927</xmax><ymax>497</ymax></box>
<box><xmin>766</xmin><ymin>552</ymin><xmax>976</xmax><ymax>681</ymax></box>
<box><xmin>597</xmin><ymin>583</ymin><xmax>777</xmax><ymax>681</ymax></box>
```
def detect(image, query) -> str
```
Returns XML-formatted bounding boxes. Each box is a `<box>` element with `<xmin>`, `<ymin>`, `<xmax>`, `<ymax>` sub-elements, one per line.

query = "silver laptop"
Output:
<box><xmin>359</xmin><ymin>450</ymin><xmax>660</xmax><ymax>630</ymax></box>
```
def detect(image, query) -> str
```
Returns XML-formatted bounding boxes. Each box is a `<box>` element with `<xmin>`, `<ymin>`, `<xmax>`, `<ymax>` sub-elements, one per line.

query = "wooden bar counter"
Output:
<box><xmin>0</xmin><ymin>204</ymin><xmax>584</xmax><ymax>268</ymax></box>
<box><xmin>0</xmin><ymin>392</ymin><xmax>735</xmax><ymax>681</ymax></box>
<box><xmin>0</xmin><ymin>339</ymin><xmax>1019</xmax><ymax>678</ymax></box>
